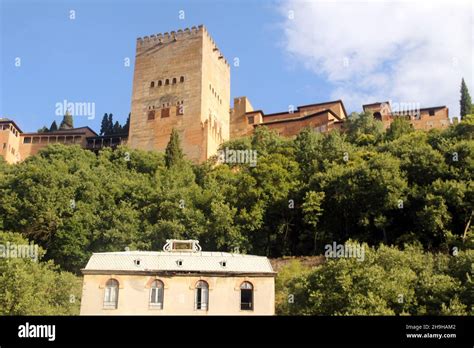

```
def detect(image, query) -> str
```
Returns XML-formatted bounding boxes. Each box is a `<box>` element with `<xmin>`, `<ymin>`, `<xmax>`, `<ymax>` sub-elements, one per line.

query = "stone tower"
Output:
<box><xmin>128</xmin><ymin>25</ymin><xmax>231</xmax><ymax>163</ymax></box>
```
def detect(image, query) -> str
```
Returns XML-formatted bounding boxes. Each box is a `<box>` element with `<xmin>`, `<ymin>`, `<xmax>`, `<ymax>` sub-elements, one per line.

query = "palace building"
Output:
<box><xmin>362</xmin><ymin>101</ymin><xmax>450</xmax><ymax>130</ymax></box>
<box><xmin>79</xmin><ymin>240</ymin><xmax>276</xmax><ymax>315</ymax></box>
<box><xmin>0</xmin><ymin>25</ymin><xmax>451</xmax><ymax>165</ymax></box>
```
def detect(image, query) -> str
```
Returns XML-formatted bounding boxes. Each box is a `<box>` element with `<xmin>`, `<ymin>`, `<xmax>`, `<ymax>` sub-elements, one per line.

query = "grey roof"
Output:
<box><xmin>83</xmin><ymin>251</ymin><xmax>275</xmax><ymax>274</ymax></box>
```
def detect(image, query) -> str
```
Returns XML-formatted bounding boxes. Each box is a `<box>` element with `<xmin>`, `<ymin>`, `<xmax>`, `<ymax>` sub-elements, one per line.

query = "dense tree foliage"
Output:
<box><xmin>0</xmin><ymin>232</ymin><xmax>80</xmax><ymax>315</ymax></box>
<box><xmin>0</xmin><ymin>115</ymin><xmax>472</xmax><ymax>275</ymax></box>
<box><xmin>276</xmin><ymin>243</ymin><xmax>473</xmax><ymax>315</ymax></box>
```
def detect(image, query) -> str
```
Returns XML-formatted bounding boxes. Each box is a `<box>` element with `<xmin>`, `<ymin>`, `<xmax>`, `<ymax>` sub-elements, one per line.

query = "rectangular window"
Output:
<box><xmin>195</xmin><ymin>287</ymin><xmax>208</xmax><ymax>310</ymax></box>
<box><xmin>2</xmin><ymin>143</ymin><xmax>6</xmax><ymax>149</ymax></box>
<box><xmin>23</xmin><ymin>137</ymin><xmax>31</xmax><ymax>144</ymax></box>
<box><xmin>429</xmin><ymin>110</ymin><xmax>435</xmax><ymax>116</ymax></box>
<box><xmin>161</xmin><ymin>108</ymin><xmax>170</xmax><ymax>118</ymax></box>
<box><xmin>32</xmin><ymin>137</ymin><xmax>40</xmax><ymax>144</ymax></box>
<box><xmin>241</xmin><ymin>289</ymin><xmax>253</xmax><ymax>311</ymax></box>
<box><xmin>177</xmin><ymin>105</ymin><xmax>184</xmax><ymax>115</ymax></box>
<box><xmin>103</xmin><ymin>287</ymin><xmax>118</xmax><ymax>309</ymax></box>
<box><xmin>148</xmin><ymin>110</ymin><xmax>155</xmax><ymax>120</ymax></box>
<box><xmin>149</xmin><ymin>288</ymin><xmax>164</xmax><ymax>309</ymax></box>
<box><xmin>248</xmin><ymin>116</ymin><xmax>254</xmax><ymax>124</ymax></box>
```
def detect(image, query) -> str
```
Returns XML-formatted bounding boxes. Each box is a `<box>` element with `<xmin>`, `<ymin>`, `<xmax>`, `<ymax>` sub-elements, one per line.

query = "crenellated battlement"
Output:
<box><xmin>136</xmin><ymin>25</ymin><xmax>229</xmax><ymax>67</ymax></box>
<box><xmin>201</xmin><ymin>26</ymin><xmax>230</xmax><ymax>68</ymax></box>
<box><xmin>137</xmin><ymin>25</ymin><xmax>202</xmax><ymax>46</ymax></box>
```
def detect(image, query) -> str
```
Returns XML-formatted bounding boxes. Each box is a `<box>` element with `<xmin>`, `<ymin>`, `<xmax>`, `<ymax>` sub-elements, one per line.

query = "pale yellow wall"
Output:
<box><xmin>201</xmin><ymin>27</ymin><xmax>231</xmax><ymax>160</ymax></box>
<box><xmin>129</xmin><ymin>25</ymin><xmax>231</xmax><ymax>163</ymax></box>
<box><xmin>80</xmin><ymin>273</ymin><xmax>275</xmax><ymax>315</ymax></box>
<box><xmin>230</xmin><ymin>97</ymin><xmax>255</xmax><ymax>139</ymax></box>
<box><xmin>129</xmin><ymin>27</ymin><xmax>206</xmax><ymax>163</ymax></box>
<box><xmin>0</xmin><ymin>124</ymin><xmax>21</xmax><ymax>164</ymax></box>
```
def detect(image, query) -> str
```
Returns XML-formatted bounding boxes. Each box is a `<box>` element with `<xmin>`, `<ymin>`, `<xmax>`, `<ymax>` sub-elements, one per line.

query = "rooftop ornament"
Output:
<box><xmin>163</xmin><ymin>239</ymin><xmax>202</xmax><ymax>253</ymax></box>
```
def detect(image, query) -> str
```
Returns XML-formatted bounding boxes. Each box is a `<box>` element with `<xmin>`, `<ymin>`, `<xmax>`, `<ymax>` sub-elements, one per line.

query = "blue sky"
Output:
<box><xmin>1</xmin><ymin>0</ymin><xmax>472</xmax><ymax>133</ymax></box>
<box><xmin>1</xmin><ymin>0</ymin><xmax>332</xmax><ymax>132</ymax></box>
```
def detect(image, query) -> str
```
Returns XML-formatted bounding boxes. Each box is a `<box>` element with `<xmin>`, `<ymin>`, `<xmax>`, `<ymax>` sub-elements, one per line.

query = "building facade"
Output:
<box><xmin>0</xmin><ymin>118</ymin><xmax>100</xmax><ymax>164</ymax></box>
<box><xmin>80</xmin><ymin>240</ymin><xmax>276</xmax><ymax>315</ymax></box>
<box><xmin>0</xmin><ymin>26</ymin><xmax>453</xmax><ymax>165</ymax></box>
<box><xmin>128</xmin><ymin>25</ymin><xmax>230</xmax><ymax>163</ymax></box>
<box><xmin>362</xmin><ymin>101</ymin><xmax>450</xmax><ymax>130</ymax></box>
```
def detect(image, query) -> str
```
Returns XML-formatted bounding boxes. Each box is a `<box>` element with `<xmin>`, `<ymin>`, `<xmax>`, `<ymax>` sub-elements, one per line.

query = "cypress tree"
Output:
<box><xmin>460</xmin><ymin>78</ymin><xmax>472</xmax><ymax>119</ymax></box>
<box><xmin>107</xmin><ymin>114</ymin><xmax>114</xmax><ymax>135</ymax></box>
<box><xmin>100</xmin><ymin>114</ymin><xmax>109</xmax><ymax>135</ymax></box>
<box><xmin>49</xmin><ymin>120</ymin><xmax>58</xmax><ymax>132</ymax></box>
<box><xmin>165</xmin><ymin>128</ymin><xmax>184</xmax><ymax>168</ymax></box>
<box><xmin>59</xmin><ymin>111</ymin><xmax>74</xmax><ymax>130</ymax></box>
<box><xmin>112</xmin><ymin>121</ymin><xmax>122</xmax><ymax>134</ymax></box>
<box><xmin>123</xmin><ymin>113</ymin><xmax>131</xmax><ymax>135</ymax></box>
<box><xmin>37</xmin><ymin>126</ymin><xmax>49</xmax><ymax>133</ymax></box>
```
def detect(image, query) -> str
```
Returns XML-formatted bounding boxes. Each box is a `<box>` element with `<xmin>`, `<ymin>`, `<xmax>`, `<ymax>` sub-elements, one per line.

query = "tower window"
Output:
<box><xmin>172</xmin><ymin>78</ymin><xmax>177</xmax><ymax>84</ymax></box>
<box><xmin>180</xmin><ymin>76</ymin><xmax>185</xmax><ymax>83</ymax></box>
<box><xmin>177</xmin><ymin>105</ymin><xmax>184</xmax><ymax>115</ymax></box>
<box><xmin>150</xmin><ymin>81</ymin><xmax>155</xmax><ymax>88</ymax></box>
<box><xmin>161</xmin><ymin>108</ymin><xmax>170</xmax><ymax>118</ymax></box>
<box><xmin>158</xmin><ymin>80</ymin><xmax>162</xmax><ymax>87</ymax></box>
<box><xmin>165</xmin><ymin>79</ymin><xmax>170</xmax><ymax>85</ymax></box>
<box><xmin>248</xmin><ymin>116</ymin><xmax>255</xmax><ymax>124</ymax></box>
<box><xmin>148</xmin><ymin>110</ymin><xmax>155</xmax><ymax>120</ymax></box>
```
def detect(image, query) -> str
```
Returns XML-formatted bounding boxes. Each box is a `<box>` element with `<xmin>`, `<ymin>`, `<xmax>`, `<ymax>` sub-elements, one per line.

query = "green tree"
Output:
<box><xmin>112</xmin><ymin>121</ymin><xmax>122</xmax><ymax>134</ymax></box>
<box><xmin>277</xmin><ymin>243</ymin><xmax>469</xmax><ymax>316</ymax></box>
<box><xmin>100</xmin><ymin>113</ymin><xmax>109</xmax><ymax>135</ymax></box>
<box><xmin>301</xmin><ymin>191</ymin><xmax>325</xmax><ymax>254</ymax></box>
<box><xmin>0</xmin><ymin>232</ymin><xmax>81</xmax><ymax>315</ymax></box>
<box><xmin>386</xmin><ymin>117</ymin><xmax>413</xmax><ymax>141</ymax></box>
<box><xmin>49</xmin><ymin>120</ymin><xmax>58</xmax><ymax>132</ymax></box>
<box><xmin>165</xmin><ymin>128</ymin><xmax>184</xmax><ymax>168</ymax></box>
<box><xmin>37</xmin><ymin>126</ymin><xmax>49</xmax><ymax>133</ymax></box>
<box><xmin>346</xmin><ymin>111</ymin><xmax>384</xmax><ymax>145</ymax></box>
<box><xmin>59</xmin><ymin>111</ymin><xmax>74</xmax><ymax>130</ymax></box>
<box><xmin>107</xmin><ymin>114</ymin><xmax>113</xmax><ymax>135</ymax></box>
<box><xmin>460</xmin><ymin>78</ymin><xmax>472</xmax><ymax>119</ymax></box>
<box><xmin>123</xmin><ymin>113</ymin><xmax>131</xmax><ymax>134</ymax></box>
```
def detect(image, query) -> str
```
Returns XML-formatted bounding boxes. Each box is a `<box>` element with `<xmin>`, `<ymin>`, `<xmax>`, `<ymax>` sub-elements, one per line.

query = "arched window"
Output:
<box><xmin>373</xmin><ymin>112</ymin><xmax>382</xmax><ymax>120</ymax></box>
<box><xmin>172</xmin><ymin>78</ymin><xmax>177</xmax><ymax>84</ymax></box>
<box><xmin>149</xmin><ymin>280</ymin><xmax>164</xmax><ymax>309</ymax></box>
<box><xmin>180</xmin><ymin>76</ymin><xmax>185</xmax><ymax>83</ymax></box>
<box><xmin>195</xmin><ymin>280</ymin><xmax>209</xmax><ymax>311</ymax></box>
<box><xmin>165</xmin><ymin>79</ymin><xmax>170</xmax><ymax>85</ymax></box>
<box><xmin>240</xmin><ymin>281</ymin><xmax>253</xmax><ymax>310</ymax></box>
<box><xmin>150</xmin><ymin>81</ymin><xmax>155</xmax><ymax>88</ymax></box>
<box><xmin>104</xmin><ymin>279</ymin><xmax>119</xmax><ymax>309</ymax></box>
<box><xmin>158</xmin><ymin>80</ymin><xmax>162</xmax><ymax>87</ymax></box>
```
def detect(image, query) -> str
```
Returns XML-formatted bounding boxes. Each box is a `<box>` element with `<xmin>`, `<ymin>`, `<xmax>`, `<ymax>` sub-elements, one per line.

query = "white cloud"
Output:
<box><xmin>280</xmin><ymin>0</ymin><xmax>473</xmax><ymax>116</ymax></box>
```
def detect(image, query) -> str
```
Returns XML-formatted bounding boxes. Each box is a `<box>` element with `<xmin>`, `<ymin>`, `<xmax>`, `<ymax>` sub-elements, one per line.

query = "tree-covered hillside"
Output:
<box><xmin>0</xmin><ymin>114</ymin><xmax>472</xmax><ymax>273</ymax></box>
<box><xmin>0</xmin><ymin>113</ymin><xmax>472</xmax><ymax>315</ymax></box>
